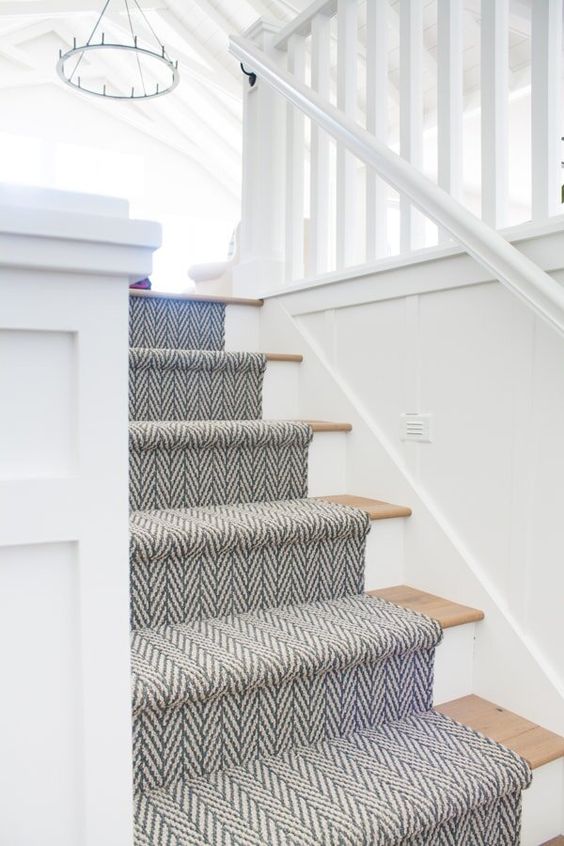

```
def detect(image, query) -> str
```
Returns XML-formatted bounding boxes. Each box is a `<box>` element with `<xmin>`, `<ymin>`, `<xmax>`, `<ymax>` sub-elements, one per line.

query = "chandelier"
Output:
<box><xmin>56</xmin><ymin>0</ymin><xmax>179</xmax><ymax>101</ymax></box>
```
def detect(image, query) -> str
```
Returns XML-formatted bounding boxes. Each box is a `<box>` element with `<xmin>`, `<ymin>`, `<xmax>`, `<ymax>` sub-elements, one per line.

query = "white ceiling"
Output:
<box><xmin>0</xmin><ymin>0</ymin><xmax>535</xmax><ymax>197</ymax></box>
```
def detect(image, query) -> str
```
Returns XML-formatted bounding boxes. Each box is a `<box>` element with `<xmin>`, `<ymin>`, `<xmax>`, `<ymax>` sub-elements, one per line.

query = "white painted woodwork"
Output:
<box><xmin>336</xmin><ymin>0</ymin><xmax>358</xmax><ymax>269</ymax></box>
<box><xmin>531</xmin><ymin>0</ymin><xmax>563</xmax><ymax>221</ymax></box>
<box><xmin>273</xmin><ymin>0</ymin><xmax>337</xmax><ymax>49</ymax></box>
<box><xmin>285</xmin><ymin>34</ymin><xmax>307</xmax><ymax>281</ymax></box>
<box><xmin>224</xmin><ymin>303</ymin><xmax>261</xmax><ymax>351</ymax></box>
<box><xmin>230</xmin><ymin>36</ymin><xmax>564</xmax><ymax>334</ymax></box>
<box><xmin>234</xmin><ymin>20</ymin><xmax>287</xmax><ymax>296</ymax></box>
<box><xmin>262</xmin><ymin>360</ymin><xmax>300</xmax><ymax>418</ymax></box>
<box><xmin>308</xmin><ymin>431</ymin><xmax>348</xmax><ymax>495</ymax></box>
<box><xmin>437</xmin><ymin>0</ymin><xmax>463</xmax><ymax>222</ymax></box>
<box><xmin>0</xmin><ymin>185</ymin><xmax>160</xmax><ymax>846</ymax></box>
<box><xmin>309</xmin><ymin>11</ymin><xmax>332</xmax><ymax>275</ymax></box>
<box><xmin>480</xmin><ymin>0</ymin><xmax>509</xmax><ymax>228</ymax></box>
<box><xmin>364</xmin><ymin>518</ymin><xmax>406</xmax><ymax>589</ymax></box>
<box><xmin>365</xmin><ymin>0</ymin><xmax>388</xmax><ymax>260</ymax></box>
<box><xmin>522</xmin><ymin>758</ymin><xmax>564</xmax><ymax>846</ymax></box>
<box><xmin>399</xmin><ymin>0</ymin><xmax>425</xmax><ymax>252</ymax></box>
<box><xmin>433</xmin><ymin>623</ymin><xmax>476</xmax><ymax>704</ymax></box>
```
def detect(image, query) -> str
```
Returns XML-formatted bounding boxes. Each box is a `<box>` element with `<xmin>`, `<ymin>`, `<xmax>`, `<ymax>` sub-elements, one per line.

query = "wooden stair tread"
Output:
<box><xmin>129</xmin><ymin>289</ymin><xmax>263</xmax><ymax>307</ymax></box>
<box><xmin>541</xmin><ymin>837</ymin><xmax>564</xmax><ymax>845</ymax></box>
<box><xmin>435</xmin><ymin>695</ymin><xmax>564</xmax><ymax>770</ymax></box>
<box><xmin>265</xmin><ymin>352</ymin><xmax>303</xmax><ymax>362</ymax></box>
<box><xmin>301</xmin><ymin>419</ymin><xmax>353</xmax><ymax>432</ymax></box>
<box><xmin>320</xmin><ymin>494</ymin><xmax>411</xmax><ymax>520</ymax></box>
<box><xmin>367</xmin><ymin>585</ymin><xmax>484</xmax><ymax>629</ymax></box>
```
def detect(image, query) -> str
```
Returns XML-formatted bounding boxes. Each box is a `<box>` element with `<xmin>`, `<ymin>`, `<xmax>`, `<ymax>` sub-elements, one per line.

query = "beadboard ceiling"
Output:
<box><xmin>0</xmin><ymin>0</ymin><xmax>535</xmax><ymax>190</ymax></box>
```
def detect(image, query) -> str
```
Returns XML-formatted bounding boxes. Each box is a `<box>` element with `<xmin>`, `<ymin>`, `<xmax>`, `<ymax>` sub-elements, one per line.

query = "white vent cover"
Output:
<box><xmin>400</xmin><ymin>413</ymin><xmax>432</xmax><ymax>442</ymax></box>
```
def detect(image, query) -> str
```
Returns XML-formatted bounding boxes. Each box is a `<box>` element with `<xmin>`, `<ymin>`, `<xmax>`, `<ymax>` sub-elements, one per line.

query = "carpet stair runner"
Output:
<box><xmin>129</xmin><ymin>294</ymin><xmax>531</xmax><ymax>844</ymax></box>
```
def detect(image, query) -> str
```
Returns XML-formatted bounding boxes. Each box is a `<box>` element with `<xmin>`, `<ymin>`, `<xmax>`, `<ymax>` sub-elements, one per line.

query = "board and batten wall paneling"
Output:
<box><xmin>0</xmin><ymin>186</ymin><xmax>160</xmax><ymax>846</ymax></box>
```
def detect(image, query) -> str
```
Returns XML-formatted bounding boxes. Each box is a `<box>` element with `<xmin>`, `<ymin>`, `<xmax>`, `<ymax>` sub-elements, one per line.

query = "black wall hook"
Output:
<box><xmin>240</xmin><ymin>63</ymin><xmax>257</xmax><ymax>87</ymax></box>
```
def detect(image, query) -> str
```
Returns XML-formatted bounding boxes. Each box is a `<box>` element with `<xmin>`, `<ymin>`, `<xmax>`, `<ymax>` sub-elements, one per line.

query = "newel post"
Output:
<box><xmin>234</xmin><ymin>19</ymin><xmax>287</xmax><ymax>296</ymax></box>
<box><xmin>0</xmin><ymin>185</ymin><xmax>161</xmax><ymax>846</ymax></box>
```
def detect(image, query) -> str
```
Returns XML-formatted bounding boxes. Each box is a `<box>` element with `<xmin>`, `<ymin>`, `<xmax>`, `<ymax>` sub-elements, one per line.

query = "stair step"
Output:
<box><xmin>130</xmin><ymin>289</ymin><xmax>263</xmax><ymax>307</ymax></box>
<box><xmin>131</xmin><ymin>594</ymin><xmax>441</xmax><ymax>790</ymax></box>
<box><xmin>134</xmin><ymin>708</ymin><xmax>531</xmax><ymax>844</ymax></box>
<box><xmin>130</xmin><ymin>497</ymin><xmax>369</xmax><ymax>628</ymax></box>
<box><xmin>541</xmin><ymin>838</ymin><xmax>564</xmax><ymax>845</ymax></box>
<box><xmin>320</xmin><ymin>494</ymin><xmax>412</xmax><ymax>520</ymax></box>
<box><xmin>302</xmin><ymin>419</ymin><xmax>353</xmax><ymax>432</ymax></box>
<box><xmin>129</xmin><ymin>348</ymin><xmax>267</xmax><ymax>422</ymax></box>
<box><xmin>265</xmin><ymin>352</ymin><xmax>303</xmax><ymax>362</ymax></box>
<box><xmin>435</xmin><ymin>694</ymin><xmax>564</xmax><ymax>770</ymax></box>
<box><xmin>129</xmin><ymin>420</ymin><xmax>312</xmax><ymax>511</ymax></box>
<box><xmin>368</xmin><ymin>584</ymin><xmax>484</xmax><ymax>629</ymax></box>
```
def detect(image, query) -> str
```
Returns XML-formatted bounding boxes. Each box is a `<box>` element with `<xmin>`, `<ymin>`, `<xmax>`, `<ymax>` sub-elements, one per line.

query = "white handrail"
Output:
<box><xmin>230</xmin><ymin>34</ymin><xmax>564</xmax><ymax>335</ymax></box>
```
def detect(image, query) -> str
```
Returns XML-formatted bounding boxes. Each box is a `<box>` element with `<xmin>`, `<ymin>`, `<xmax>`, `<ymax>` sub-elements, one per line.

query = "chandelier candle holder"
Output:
<box><xmin>57</xmin><ymin>0</ymin><xmax>179</xmax><ymax>100</ymax></box>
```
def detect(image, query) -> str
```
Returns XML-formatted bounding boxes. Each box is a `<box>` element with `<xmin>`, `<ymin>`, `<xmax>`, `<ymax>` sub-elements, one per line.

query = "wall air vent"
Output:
<box><xmin>400</xmin><ymin>413</ymin><xmax>432</xmax><ymax>443</ymax></box>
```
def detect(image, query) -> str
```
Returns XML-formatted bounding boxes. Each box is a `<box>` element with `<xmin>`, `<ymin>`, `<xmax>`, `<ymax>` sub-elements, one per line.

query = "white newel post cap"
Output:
<box><xmin>0</xmin><ymin>184</ymin><xmax>162</xmax><ymax>279</ymax></box>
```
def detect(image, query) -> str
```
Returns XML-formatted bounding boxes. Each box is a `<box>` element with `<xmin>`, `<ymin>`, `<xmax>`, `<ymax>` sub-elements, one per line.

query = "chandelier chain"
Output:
<box><xmin>124</xmin><ymin>0</ymin><xmax>147</xmax><ymax>96</ymax></box>
<box><xmin>70</xmin><ymin>0</ymin><xmax>112</xmax><ymax>82</ymax></box>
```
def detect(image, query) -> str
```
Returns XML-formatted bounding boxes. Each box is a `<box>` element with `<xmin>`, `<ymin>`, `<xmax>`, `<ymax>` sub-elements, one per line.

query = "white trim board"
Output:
<box><xmin>262</xmin><ymin>217</ymin><xmax>564</xmax><ymax>313</ymax></box>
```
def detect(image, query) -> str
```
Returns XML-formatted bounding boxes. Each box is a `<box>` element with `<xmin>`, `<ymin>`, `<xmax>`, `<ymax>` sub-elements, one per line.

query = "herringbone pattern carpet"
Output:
<box><xmin>129</xmin><ymin>348</ymin><xmax>266</xmax><ymax>421</ymax></box>
<box><xmin>134</xmin><ymin>710</ymin><xmax>531</xmax><ymax>845</ymax></box>
<box><xmin>129</xmin><ymin>498</ymin><xmax>370</xmax><ymax>627</ymax></box>
<box><xmin>129</xmin><ymin>294</ymin><xmax>531</xmax><ymax>843</ymax></box>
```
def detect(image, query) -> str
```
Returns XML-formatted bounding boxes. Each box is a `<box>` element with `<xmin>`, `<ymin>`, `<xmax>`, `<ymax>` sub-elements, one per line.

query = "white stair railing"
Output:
<box><xmin>232</xmin><ymin>1</ymin><xmax>564</xmax><ymax>326</ymax></box>
<box><xmin>230</xmin><ymin>0</ymin><xmax>564</xmax><ymax>335</ymax></box>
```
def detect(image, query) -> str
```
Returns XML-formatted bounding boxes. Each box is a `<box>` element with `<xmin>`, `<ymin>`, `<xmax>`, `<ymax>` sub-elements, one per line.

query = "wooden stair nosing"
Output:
<box><xmin>320</xmin><ymin>494</ymin><xmax>412</xmax><ymax>520</ymax></box>
<box><xmin>129</xmin><ymin>289</ymin><xmax>263</xmax><ymax>307</ymax></box>
<box><xmin>540</xmin><ymin>837</ymin><xmax>564</xmax><ymax>845</ymax></box>
<box><xmin>265</xmin><ymin>352</ymin><xmax>303</xmax><ymax>362</ymax></box>
<box><xmin>435</xmin><ymin>694</ymin><xmax>564</xmax><ymax>770</ymax></box>
<box><xmin>301</xmin><ymin>419</ymin><xmax>353</xmax><ymax>432</ymax></box>
<box><xmin>368</xmin><ymin>585</ymin><xmax>484</xmax><ymax>629</ymax></box>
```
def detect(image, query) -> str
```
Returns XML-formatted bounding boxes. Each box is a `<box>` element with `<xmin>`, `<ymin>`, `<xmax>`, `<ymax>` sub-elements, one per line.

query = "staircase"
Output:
<box><xmin>128</xmin><ymin>289</ymin><xmax>562</xmax><ymax>845</ymax></box>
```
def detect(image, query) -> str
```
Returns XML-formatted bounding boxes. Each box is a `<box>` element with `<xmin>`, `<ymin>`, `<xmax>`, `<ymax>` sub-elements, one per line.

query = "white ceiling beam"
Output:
<box><xmin>101</xmin><ymin>8</ymin><xmax>242</xmax><ymax>135</ymax></box>
<box><xmin>159</xmin><ymin>4</ymin><xmax>240</xmax><ymax>94</ymax></box>
<box><xmin>0</xmin><ymin>0</ymin><xmax>166</xmax><ymax>17</ymax></box>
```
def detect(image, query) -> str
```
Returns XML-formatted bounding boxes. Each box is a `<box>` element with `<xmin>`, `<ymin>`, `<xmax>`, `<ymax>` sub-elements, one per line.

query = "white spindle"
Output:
<box><xmin>336</xmin><ymin>0</ymin><xmax>358</xmax><ymax>269</ymax></box>
<box><xmin>399</xmin><ymin>0</ymin><xmax>424</xmax><ymax>252</ymax></box>
<box><xmin>309</xmin><ymin>12</ymin><xmax>332</xmax><ymax>275</ymax></box>
<box><xmin>480</xmin><ymin>0</ymin><xmax>508</xmax><ymax>227</ymax></box>
<box><xmin>285</xmin><ymin>34</ymin><xmax>307</xmax><ymax>281</ymax></box>
<box><xmin>531</xmin><ymin>0</ymin><xmax>563</xmax><ymax>221</ymax></box>
<box><xmin>437</xmin><ymin>0</ymin><xmax>463</xmax><ymax>236</ymax></box>
<box><xmin>365</xmin><ymin>0</ymin><xmax>388</xmax><ymax>260</ymax></box>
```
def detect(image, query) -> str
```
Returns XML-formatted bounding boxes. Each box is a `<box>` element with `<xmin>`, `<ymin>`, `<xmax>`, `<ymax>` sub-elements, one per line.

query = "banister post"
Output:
<box><xmin>234</xmin><ymin>19</ymin><xmax>287</xmax><ymax>297</ymax></box>
<box><xmin>0</xmin><ymin>184</ymin><xmax>161</xmax><ymax>846</ymax></box>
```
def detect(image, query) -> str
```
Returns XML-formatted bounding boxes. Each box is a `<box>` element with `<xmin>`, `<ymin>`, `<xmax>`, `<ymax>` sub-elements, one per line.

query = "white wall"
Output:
<box><xmin>0</xmin><ymin>84</ymin><xmax>240</xmax><ymax>290</ymax></box>
<box><xmin>260</xmin><ymin>223</ymin><xmax>564</xmax><ymax>733</ymax></box>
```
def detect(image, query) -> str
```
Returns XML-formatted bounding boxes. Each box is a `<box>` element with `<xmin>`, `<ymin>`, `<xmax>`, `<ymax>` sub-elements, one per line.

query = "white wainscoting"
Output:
<box><xmin>0</xmin><ymin>186</ymin><xmax>160</xmax><ymax>846</ymax></box>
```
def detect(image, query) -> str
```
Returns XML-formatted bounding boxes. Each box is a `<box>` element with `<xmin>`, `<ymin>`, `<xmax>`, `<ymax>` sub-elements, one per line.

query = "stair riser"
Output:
<box><xmin>129</xmin><ymin>352</ymin><xmax>265</xmax><ymax>422</ymax></box>
<box><xmin>130</xmin><ymin>531</ymin><xmax>367</xmax><ymax>628</ymax></box>
<box><xmin>132</xmin><ymin>648</ymin><xmax>435</xmax><ymax>792</ymax></box>
<box><xmin>522</xmin><ymin>758</ymin><xmax>564</xmax><ymax>846</ymax></box>
<box><xmin>307</xmin><ymin>431</ymin><xmax>347</xmax><ymax>495</ymax></box>
<box><xmin>224</xmin><ymin>304</ymin><xmax>260</xmax><ymax>351</ymax></box>
<box><xmin>433</xmin><ymin>623</ymin><xmax>476</xmax><ymax>704</ymax></box>
<box><xmin>262</xmin><ymin>360</ymin><xmax>300</xmax><ymax>418</ymax></box>
<box><xmin>364</xmin><ymin>518</ymin><xmax>406</xmax><ymax>590</ymax></box>
<box><xmin>129</xmin><ymin>426</ymin><xmax>311</xmax><ymax>511</ymax></box>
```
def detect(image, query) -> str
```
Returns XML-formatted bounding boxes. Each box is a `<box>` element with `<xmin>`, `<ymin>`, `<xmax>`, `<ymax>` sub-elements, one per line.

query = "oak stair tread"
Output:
<box><xmin>301</xmin><ymin>419</ymin><xmax>353</xmax><ymax>432</ymax></box>
<box><xmin>320</xmin><ymin>494</ymin><xmax>412</xmax><ymax>519</ymax></box>
<box><xmin>265</xmin><ymin>351</ymin><xmax>303</xmax><ymax>362</ymax></box>
<box><xmin>367</xmin><ymin>584</ymin><xmax>484</xmax><ymax>629</ymax></box>
<box><xmin>435</xmin><ymin>694</ymin><xmax>564</xmax><ymax>770</ymax></box>
<box><xmin>129</xmin><ymin>289</ymin><xmax>263</xmax><ymax>307</ymax></box>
